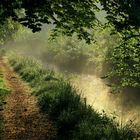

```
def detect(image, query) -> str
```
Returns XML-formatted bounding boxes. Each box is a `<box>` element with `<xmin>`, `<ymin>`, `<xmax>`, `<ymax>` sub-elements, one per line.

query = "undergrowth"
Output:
<box><xmin>7</xmin><ymin>53</ymin><xmax>139</xmax><ymax>140</ymax></box>
<box><xmin>0</xmin><ymin>69</ymin><xmax>10</xmax><ymax>139</ymax></box>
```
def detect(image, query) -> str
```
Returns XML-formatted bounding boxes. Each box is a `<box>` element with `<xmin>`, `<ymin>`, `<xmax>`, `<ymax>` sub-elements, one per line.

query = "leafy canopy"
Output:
<box><xmin>108</xmin><ymin>37</ymin><xmax>140</xmax><ymax>91</ymax></box>
<box><xmin>1</xmin><ymin>0</ymin><xmax>140</xmax><ymax>42</ymax></box>
<box><xmin>99</xmin><ymin>0</ymin><xmax>140</xmax><ymax>31</ymax></box>
<box><xmin>0</xmin><ymin>0</ymin><xmax>98</xmax><ymax>43</ymax></box>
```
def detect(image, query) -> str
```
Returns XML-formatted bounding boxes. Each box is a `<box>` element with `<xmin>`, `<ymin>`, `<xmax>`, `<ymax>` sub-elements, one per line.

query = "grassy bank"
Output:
<box><xmin>7</xmin><ymin>53</ymin><xmax>139</xmax><ymax>140</ymax></box>
<box><xmin>0</xmin><ymin>68</ymin><xmax>10</xmax><ymax>139</ymax></box>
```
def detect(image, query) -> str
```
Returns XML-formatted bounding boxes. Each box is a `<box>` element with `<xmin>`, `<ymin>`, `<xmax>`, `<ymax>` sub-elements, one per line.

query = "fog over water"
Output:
<box><xmin>5</xmin><ymin>26</ymin><xmax>140</xmax><ymax>125</ymax></box>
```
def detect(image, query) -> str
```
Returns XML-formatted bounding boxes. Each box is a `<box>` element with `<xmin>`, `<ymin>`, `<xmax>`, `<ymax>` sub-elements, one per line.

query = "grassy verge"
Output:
<box><xmin>0</xmin><ymin>69</ymin><xmax>10</xmax><ymax>139</ymax></box>
<box><xmin>7</xmin><ymin>53</ymin><xmax>139</xmax><ymax>140</ymax></box>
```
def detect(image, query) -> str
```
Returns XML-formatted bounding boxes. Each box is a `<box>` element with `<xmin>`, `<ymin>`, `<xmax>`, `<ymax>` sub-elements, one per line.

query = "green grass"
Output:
<box><xmin>0</xmin><ymin>69</ymin><xmax>10</xmax><ymax>139</ymax></box>
<box><xmin>7</xmin><ymin>53</ymin><xmax>140</xmax><ymax>140</ymax></box>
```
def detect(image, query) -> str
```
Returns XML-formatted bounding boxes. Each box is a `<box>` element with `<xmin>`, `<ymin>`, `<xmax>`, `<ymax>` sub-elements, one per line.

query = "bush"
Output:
<box><xmin>0</xmin><ymin>70</ymin><xmax>10</xmax><ymax>139</ymax></box>
<box><xmin>108</xmin><ymin>37</ymin><xmax>140</xmax><ymax>92</ymax></box>
<box><xmin>8</xmin><ymin>53</ymin><xmax>139</xmax><ymax>140</ymax></box>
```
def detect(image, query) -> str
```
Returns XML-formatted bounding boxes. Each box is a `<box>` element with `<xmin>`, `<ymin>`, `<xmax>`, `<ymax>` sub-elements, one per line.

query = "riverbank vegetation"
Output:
<box><xmin>7</xmin><ymin>53</ymin><xmax>139</xmax><ymax>139</ymax></box>
<box><xmin>0</xmin><ymin>67</ymin><xmax>10</xmax><ymax>139</ymax></box>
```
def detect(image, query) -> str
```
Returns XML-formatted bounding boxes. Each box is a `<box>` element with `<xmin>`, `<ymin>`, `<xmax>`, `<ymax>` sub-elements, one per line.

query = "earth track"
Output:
<box><xmin>0</xmin><ymin>57</ymin><xmax>56</xmax><ymax>140</ymax></box>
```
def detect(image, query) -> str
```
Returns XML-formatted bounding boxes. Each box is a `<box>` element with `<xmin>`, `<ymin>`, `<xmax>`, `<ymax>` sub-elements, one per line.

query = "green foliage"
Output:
<box><xmin>0</xmin><ymin>70</ymin><xmax>10</xmax><ymax>139</ymax></box>
<box><xmin>41</xmin><ymin>27</ymin><xmax>119</xmax><ymax>75</ymax></box>
<box><xmin>107</xmin><ymin>37</ymin><xmax>140</xmax><ymax>91</ymax></box>
<box><xmin>8</xmin><ymin>53</ymin><xmax>139</xmax><ymax>140</ymax></box>
<box><xmin>0</xmin><ymin>18</ymin><xmax>20</xmax><ymax>45</ymax></box>
<box><xmin>1</xmin><ymin>0</ymin><xmax>140</xmax><ymax>42</ymax></box>
<box><xmin>99</xmin><ymin>0</ymin><xmax>140</xmax><ymax>31</ymax></box>
<box><xmin>0</xmin><ymin>70</ymin><xmax>10</xmax><ymax>109</ymax></box>
<box><xmin>0</xmin><ymin>0</ymin><xmax>99</xmax><ymax>43</ymax></box>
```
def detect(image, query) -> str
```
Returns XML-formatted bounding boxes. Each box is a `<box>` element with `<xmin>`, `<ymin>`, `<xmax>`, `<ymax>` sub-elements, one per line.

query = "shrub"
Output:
<box><xmin>0</xmin><ymin>70</ymin><xmax>10</xmax><ymax>139</ymax></box>
<box><xmin>107</xmin><ymin>37</ymin><xmax>140</xmax><ymax>92</ymax></box>
<box><xmin>8</xmin><ymin>53</ymin><xmax>139</xmax><ymax>140</ymax></box>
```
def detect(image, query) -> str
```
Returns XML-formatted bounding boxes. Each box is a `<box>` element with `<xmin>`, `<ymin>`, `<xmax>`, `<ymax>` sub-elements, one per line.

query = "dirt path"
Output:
<box><xmin>0</xmin><ymin>57</ymin><xmax>56</xmax><ymax>140</ymax></box>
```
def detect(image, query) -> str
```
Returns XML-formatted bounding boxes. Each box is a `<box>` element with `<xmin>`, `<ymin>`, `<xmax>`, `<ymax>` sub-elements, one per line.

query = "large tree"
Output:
<box><xmin>99</xmin><ymin>0</ymin><xmax>140</xmax><ymax>35</ymax></box>
<box><xmin>1</xmin><ymin>0</ymin><xmax>140</xmax><ymax>41</ymax></box>
<box><xmin>0</xmin><ymin>0</ymin><xmax>99</xmax><ymax>43</ymax></box>
<box><xmin>98</xmin><ymin>0</ymin><xmax>140</xmax><ymax>90</ymax></box>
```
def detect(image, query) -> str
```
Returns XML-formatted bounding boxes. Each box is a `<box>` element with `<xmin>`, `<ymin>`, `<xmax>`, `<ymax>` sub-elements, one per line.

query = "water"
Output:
<box><xmin>71</xmin><ymin>74</ymin><xmax>140</xmax><ymax>125</ymax></box>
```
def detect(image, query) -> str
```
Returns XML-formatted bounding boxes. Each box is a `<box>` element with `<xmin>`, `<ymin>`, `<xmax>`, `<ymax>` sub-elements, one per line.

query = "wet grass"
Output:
<box><xmin>8</xmin><ymin>53</ymin><xmax>140</xmax><ymax>140</ymax></box>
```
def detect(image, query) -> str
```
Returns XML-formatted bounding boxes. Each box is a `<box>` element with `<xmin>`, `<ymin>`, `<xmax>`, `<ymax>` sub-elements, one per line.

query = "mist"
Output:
<box><xmin>4</xmin><ymin>25</ymin><xmax>140</xmax><ymax>125</ymax></box>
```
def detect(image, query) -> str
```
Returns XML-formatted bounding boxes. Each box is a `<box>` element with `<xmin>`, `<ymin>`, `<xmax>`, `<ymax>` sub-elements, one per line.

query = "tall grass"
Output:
<box><xmin>7</xmin><ymin>53</ymin><xmax>139</xmax><ymax>140</ymax></box>
<box><xmin>0</xmin><ymin>69</ymin><xmax>10</xmax><ymax>139</ymax></box>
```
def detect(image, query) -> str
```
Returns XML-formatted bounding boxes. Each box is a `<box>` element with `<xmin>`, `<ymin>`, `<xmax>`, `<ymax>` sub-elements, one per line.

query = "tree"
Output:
<box><xmin>99</xmin><ymin>0</ymin><xmax>140</xmax><ymax>31</ymax></box>
<box><xmin>1</xmin><ymin>1</ymin><xmax>140</xmax><ymax>41</ymax></box>
<box><xmin>1</xmin><ymin>0</ymin><xmax>140</xmax><ymax>42</ymax></box>
<box><xmin>107</xmin><ymin>37</ymin><xmax>140</xmax><ymax>91</ymax></box>
<box><xmin>0</xmin><ymin>18</ymin><xmax>19</xmax><ymax>45</ymax></box>
<box><xmin>0</xmin><ymin>0</ymin><xmax>98</xmax><ymax>43</ymax></box>
<box><xmin>95</xmin><ymin>0</ymin><xmax>140</xmax><ymax>91</ymax></box>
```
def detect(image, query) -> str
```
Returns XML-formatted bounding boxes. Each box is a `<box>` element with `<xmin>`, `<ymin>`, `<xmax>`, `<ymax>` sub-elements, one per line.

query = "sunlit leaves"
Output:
<box><xmin>0</xmin><ymin>18</ymin><xmax>19</xmax><ymax>45</ymax></box>
<box><xmin>0</xmin><ymin>0</ymin><xmax>98</xmax><ymax>43</ymax></box>
<box><xmin>108</xmin><ymin>37</ymin><xmax>140</xmax><ymax>90</ymax></box>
